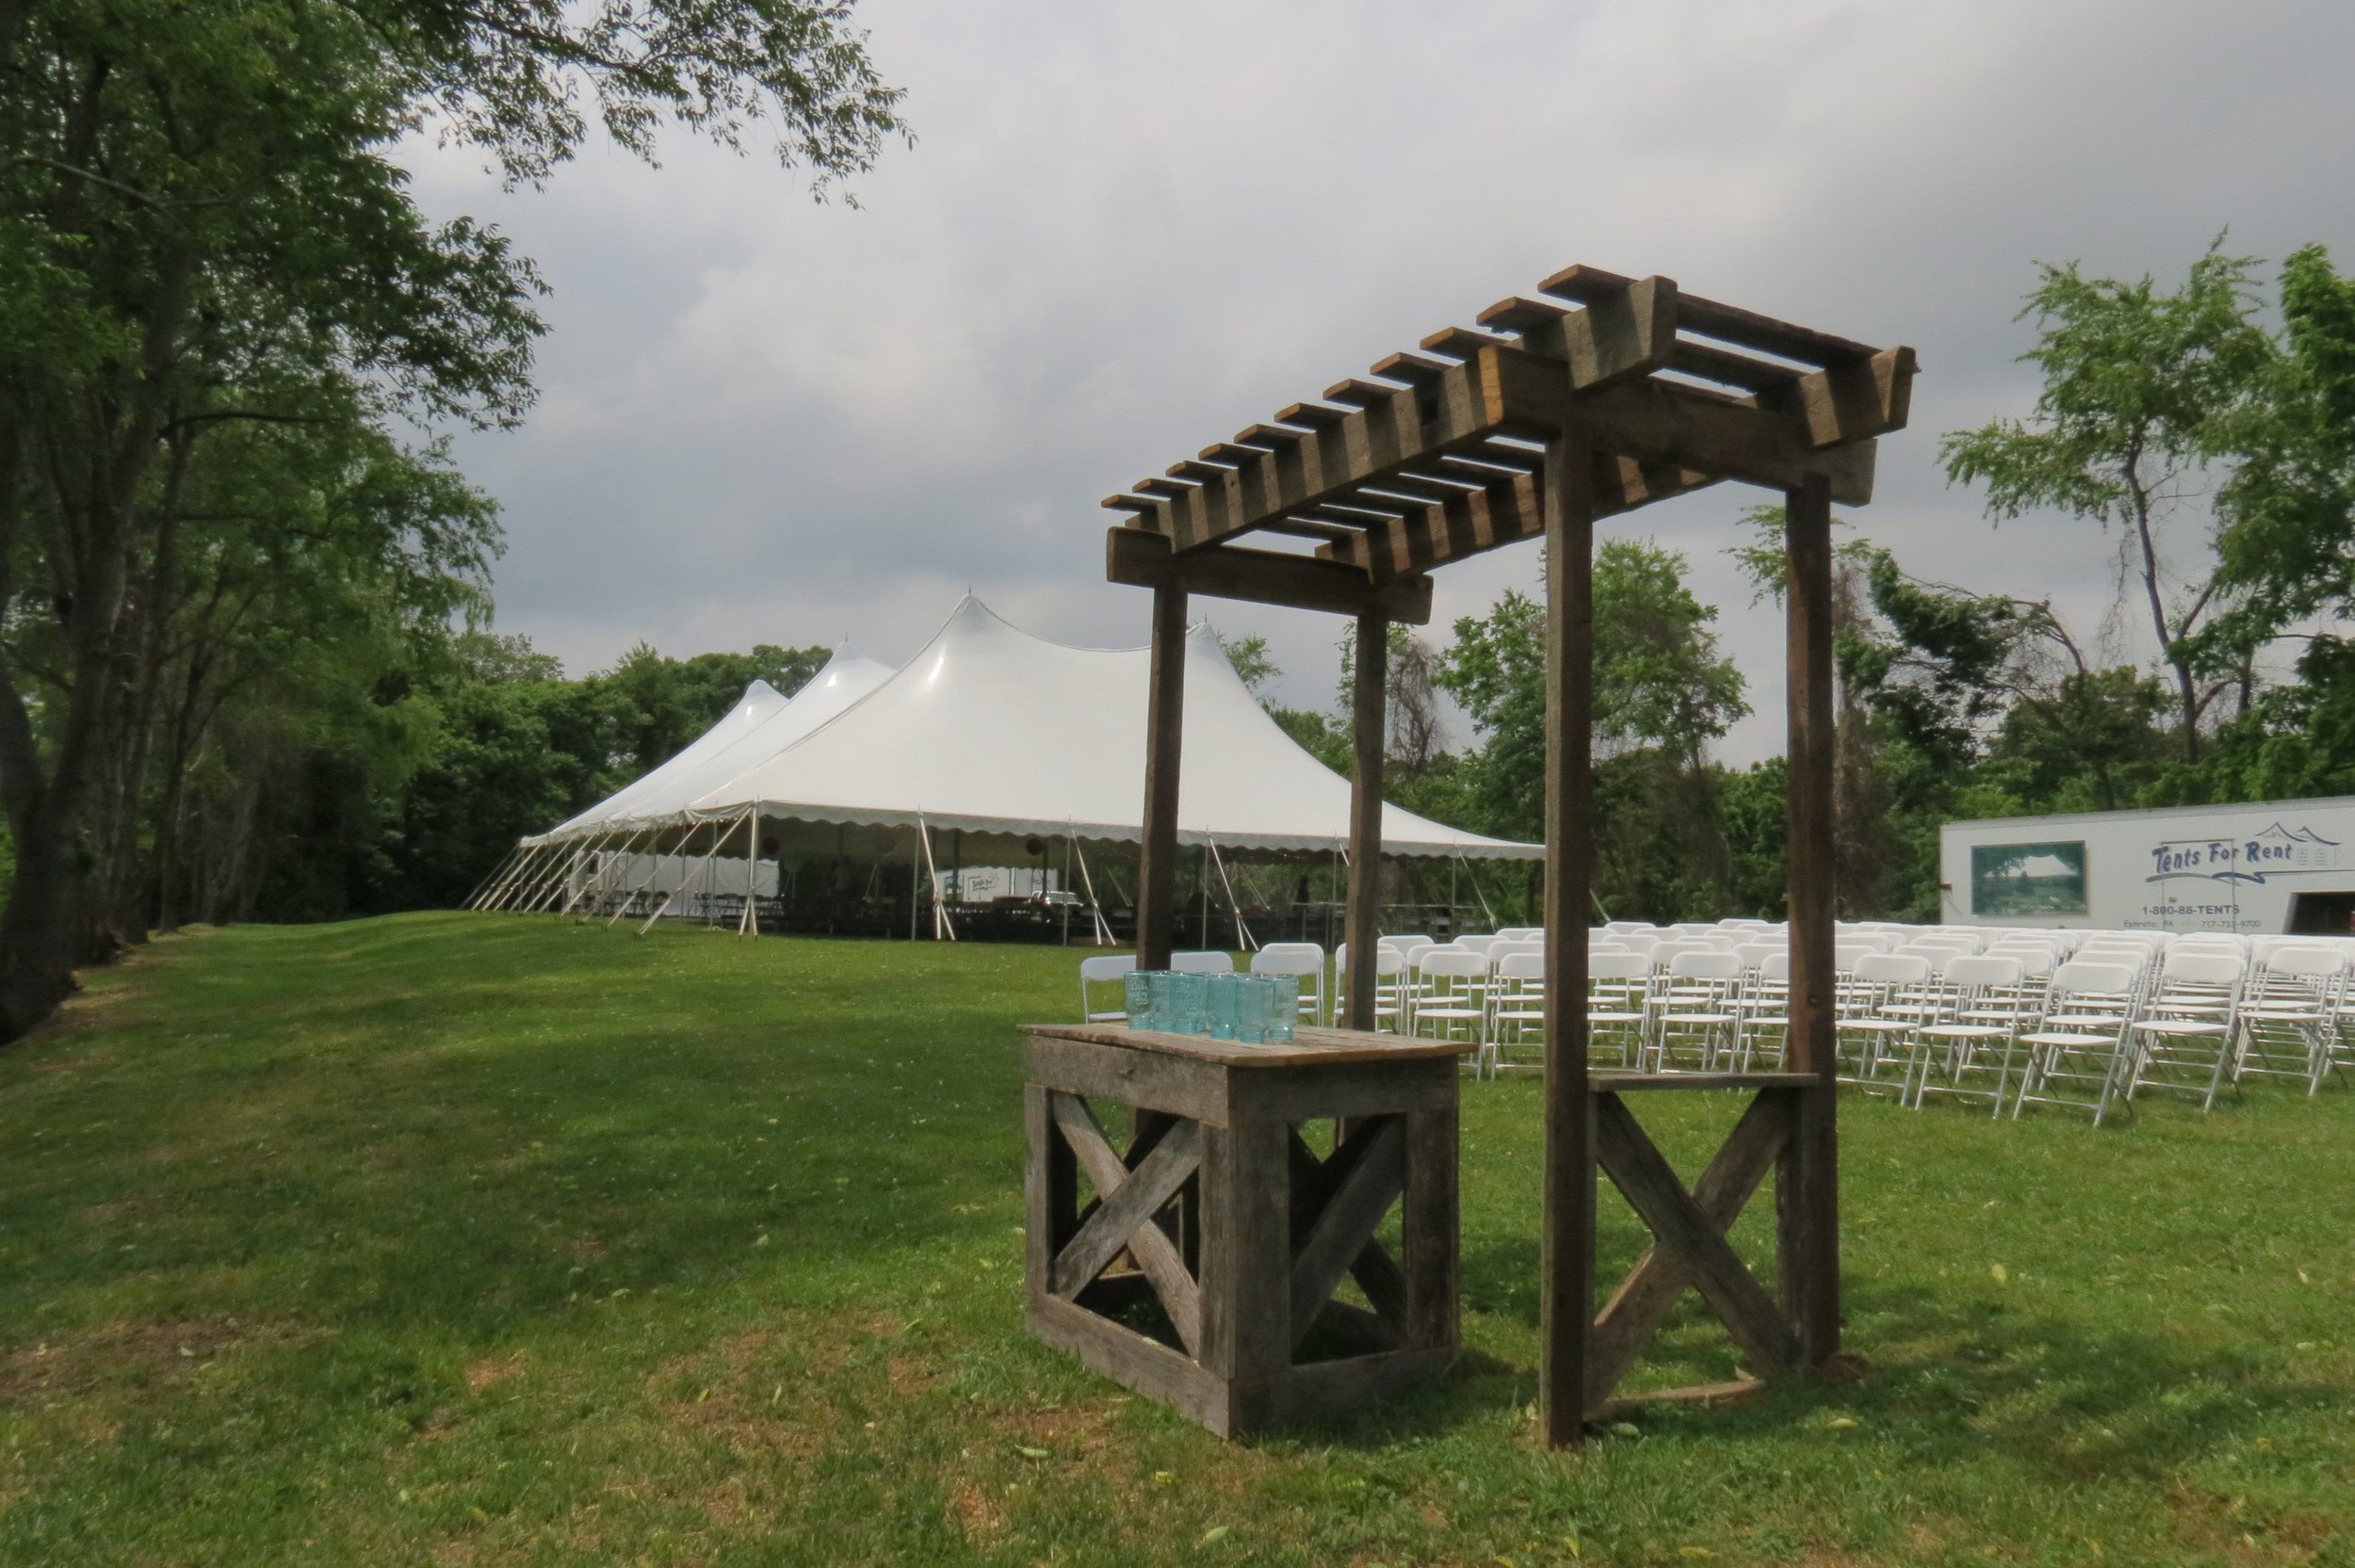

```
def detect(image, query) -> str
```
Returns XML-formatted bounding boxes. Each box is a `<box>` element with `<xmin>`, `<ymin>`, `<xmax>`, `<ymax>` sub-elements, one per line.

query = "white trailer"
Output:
<box><xmin>1939</xmin><ymin>795</ymin><xmax>2355</xmax><ymax>935</ymax></box>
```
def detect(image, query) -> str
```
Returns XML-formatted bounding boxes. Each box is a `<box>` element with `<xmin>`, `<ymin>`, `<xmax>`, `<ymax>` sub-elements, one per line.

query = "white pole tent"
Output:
<box><xmin>472</xmin><ymin>646</ymin><xmax>897</xmax><ymax>913</ymax></box>
<box><xmin>482</xmin><ymin>596</ymin><xmax>1538</xmax><ymax>933</ymax></box>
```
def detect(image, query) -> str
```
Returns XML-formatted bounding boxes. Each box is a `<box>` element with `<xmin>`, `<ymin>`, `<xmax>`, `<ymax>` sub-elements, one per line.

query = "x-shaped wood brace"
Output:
<box><xmin>1287</xmin><ymin>1116</ymin><xmax>1408</xmax><ymax>1350</ymax></box>
<box><xmin>1586</xmin><ymin>1089</ymin><xmax>1798</xmax><ymax>1411</ymax></box>
<box><xmin>1047</xmin><ymin>1092</ymin><xmax>1203</xmax><ymax>1353</ymax></box>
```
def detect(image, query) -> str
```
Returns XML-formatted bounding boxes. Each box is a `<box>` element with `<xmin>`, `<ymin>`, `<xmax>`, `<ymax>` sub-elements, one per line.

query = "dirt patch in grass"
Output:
<box><xmin>0</xmin><ymin>1317</ymin><xmax>251</xmax><ymax>1405</ymax></box>
<box><xmin>949</xmin><ymin>1479</ymin><xmax>1010</xmax><ymax>1541</ymax></box>
<box><xmin>463</xmin><ymin>1353</ymin><xmax>528</xmax><ymax>1393</ymax></box>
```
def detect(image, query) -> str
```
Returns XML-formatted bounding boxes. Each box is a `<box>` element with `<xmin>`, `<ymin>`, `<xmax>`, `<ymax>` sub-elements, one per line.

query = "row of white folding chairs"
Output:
<box><xmin>1831</xmin><ymin>943</ymin><xmax>2355</xmax><ymax>1122</ymax></box>
<box><xmin>1484</xmin><ymin>939</ymin><xmax>2355</xmax><ymax>1106</ymax></box>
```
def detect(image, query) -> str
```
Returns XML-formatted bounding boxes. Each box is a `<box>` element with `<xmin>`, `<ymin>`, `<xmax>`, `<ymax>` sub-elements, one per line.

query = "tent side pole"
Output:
<box><xmin>464</xmin><ymin>844</ymin><xmax>523</xmax><ymax>911</ymax></box>
<box><xmin>1343</xmin><ymin>610</ymin><xmax>1388</xmax><ymax>1029</ymax></box>
<box><xmin>531</xmin><ymin>842</ymin><xmax>589</xmax><ymax>913</ymax></box>
<box><xmin>908</xmin><ymin>829</ymin><xmax>920</xmax><ymax>941</ymax></box>
<box><xmin>692</xmin><ymin>820</ymin><xmax>729</xmax><ymax>928</ymax></box>
<box><xmin>469</xmin><ymin>844</ymin><xmax>524</xmax><ymax>911</ymax></box>
<box><xmin>639</xmin><ymin>820</ymin><xmax>706</xmax><ymax>934</ymax></box>
<box><xmin>1461</xmin><ymin>849</ymin><xmax>1500</xmax><ymax>931</ymax></box>
<box><xmin>585</xmin><ymin>826</ymin><xmax>640</xmax><ymax>921</ymax></box>
<box><xmin>739</xmin><ymin>810</ymin><xmax>760</xmax><ymax>938</ymax></box>
<box><xmin>514</xmin><ymin>844</ymin><xmax>573</xmax><ymax>913</ymax></box>
<box><xmin>918</xmin><ymin>814</ymin><xmax>955</xmax><ymax>941</ymax></box>
<box><xmin>1198</xmin><ymin>844</ymin><xmax>1210</xmax><ymax>952</ymax></box>
<box><xmin>1209</xmin><ymin>840</ymin><xmax>1255</xmax><ymax>952</ymax></box>
<box><xmin>560</xmin><ymin>833</ymin><xmax>611</xmax><ymax>916</ymax></box>
<box><xmin>484</xmin><ymin>843</ymin><xmax>547</xmax><ymax>912</ymax></box>
<box><xmin>1070</xmin><ymin>832</ymin><xmax>1113</xmax><ymax>946</ymax></box>
<box><xmin>608</xmin><ymin>820</ymin><xmax>674</xmax><ymax>929</ymax></box>
<box><xmin>1539</xmin><ymin>421</ymin><xmax>1599</xmax><ymax>1449</ymax></box>
<box><xmin>1135</xmin><ymin>584</ymin><xmax>1188</xmax><ymax>969</ymax></box>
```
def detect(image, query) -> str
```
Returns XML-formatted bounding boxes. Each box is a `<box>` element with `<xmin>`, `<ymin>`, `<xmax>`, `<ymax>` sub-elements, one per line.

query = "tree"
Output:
<box><xmin>1941</xmin><ymin>244</ymin><xmax>2277</xmax><ymax>758</ymax></box>
<box><xmin>2181</xmin><ymin>637</ymin><xmax>2355</xmax><ymax>804</ymax></box>
<box><xmin>0</xmin><ymin>0</ymin><xmax>905</xmax><ymax>1038</ymax></box>
<box><xmin>1733</xmin><ymin>509</ymin><xmax>2077</xmax><ymax>917</ymax></box>
<box><xmin>593</xmin><ymin>642</ymin><xmax>828</xmax><ymax>775</ymax></box>
<box><xmin>1437</xmin><ymin>541</ymin><xmax>1749</xmax><ymax>918</ymax></box>
<box><xmin>1337</xmin><ymin>621</ymin><xmax>1450</xmax><ymax>782</ymax></box>
<box><xmin>2191</xmin><ymin>246</ymin><xmax>2355</xmax><ymax>691</ymax></box>
<box><xmin>1210</xmin><ymin>628</ymin><xmax>1277</xmax><ymax>699</ymax></box>
<box><xmin>1985</xmin><ymin>667</ymin><xmax>2172</xmax><ymax>813</ymax></box>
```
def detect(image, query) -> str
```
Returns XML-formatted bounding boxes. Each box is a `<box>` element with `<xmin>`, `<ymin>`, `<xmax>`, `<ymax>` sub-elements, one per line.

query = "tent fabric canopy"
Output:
<box><xmin>529</xmin><ymin>596</ymin><xmax>1537</xmax><ymax>860</ymax></box>
<box><xmin>537</xmin><ymin>648</ymin><xmax>896</xmax><ymax>840</ymax></box>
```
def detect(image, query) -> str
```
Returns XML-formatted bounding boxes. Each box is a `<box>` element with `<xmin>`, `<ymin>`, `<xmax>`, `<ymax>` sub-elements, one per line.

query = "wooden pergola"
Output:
<box><xmin>1105</xmin><ymin>266</ymin><xmax>1916</xmax><ymax>1444</ymax></box>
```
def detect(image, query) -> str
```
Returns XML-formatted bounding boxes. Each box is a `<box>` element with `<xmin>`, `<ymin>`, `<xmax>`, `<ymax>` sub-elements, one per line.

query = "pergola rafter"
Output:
<box><xmin>1100</xmin><ymin>265</ymin><xmax>1917</xmax><ymax>1446</ymax></box>
<box><xmin>1105</xmin><ymin>265</ymin><xmax>1911</xmax><ymax>599</ymax></box>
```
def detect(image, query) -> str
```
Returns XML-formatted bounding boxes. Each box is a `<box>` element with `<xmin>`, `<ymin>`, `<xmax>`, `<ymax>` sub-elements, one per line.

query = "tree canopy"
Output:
<box><xmin>0</xmin><ymin>0</ymin><xmax>904</xmax><ymax>1037</ymax></box>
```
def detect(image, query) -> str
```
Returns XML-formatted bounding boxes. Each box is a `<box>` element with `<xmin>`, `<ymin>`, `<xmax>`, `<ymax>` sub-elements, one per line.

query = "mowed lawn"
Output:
<box><xmin>1</xmin><ymin>914</ymin><xmax>2350</xmax><ymax>1567</ymax></box>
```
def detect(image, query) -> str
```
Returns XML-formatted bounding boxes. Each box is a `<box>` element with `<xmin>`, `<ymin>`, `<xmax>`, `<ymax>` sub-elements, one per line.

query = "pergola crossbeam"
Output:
<box><xmin>1104</xmin><ymin>270</ymin><xmax>1914</xmax><ymax>590</ymax></box>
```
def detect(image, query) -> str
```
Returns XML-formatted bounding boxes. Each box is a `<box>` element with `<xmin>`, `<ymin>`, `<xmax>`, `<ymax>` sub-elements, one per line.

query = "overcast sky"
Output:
<box><xmin>409</xmin><ymin>0</ymin><xmax>2355</xmax><ymax>765</ymax></box>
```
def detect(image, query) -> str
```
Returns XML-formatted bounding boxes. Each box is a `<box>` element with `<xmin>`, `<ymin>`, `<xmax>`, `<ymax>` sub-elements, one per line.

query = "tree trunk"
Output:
<box><xmin>0</xmin><ymin>248</ymin><xmax>192</xmax><ymax>1041</ymax></box>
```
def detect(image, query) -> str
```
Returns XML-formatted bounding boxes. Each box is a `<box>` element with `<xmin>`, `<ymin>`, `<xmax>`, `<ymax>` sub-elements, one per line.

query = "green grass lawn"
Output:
<box><xmin>1</xmin><ymin>913</ymin><xmax>2349</xmax><ymax>1567</ymax></box>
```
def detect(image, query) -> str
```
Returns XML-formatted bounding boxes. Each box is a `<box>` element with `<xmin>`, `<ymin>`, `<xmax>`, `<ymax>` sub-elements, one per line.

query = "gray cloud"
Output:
<box><xmin>409</xmin><ymin>0</ymin><xmax>2355</xmax><ymax>762</ymax></box>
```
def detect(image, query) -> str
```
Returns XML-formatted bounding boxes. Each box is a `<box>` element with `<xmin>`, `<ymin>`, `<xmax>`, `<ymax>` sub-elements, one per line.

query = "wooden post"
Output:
<box><xmin>1777</xmin><ymin>470</ymin><xmax>1842</xmax><ymax>1367</ymax></box>
<box><xmin>1540</xmin><ymin>426</ymin><xmax>1599</xmax><ymax>1447</ymax></box>
<box><xmin>1138</xmin><ymin>584</ymin><xmax>1189</xmax><ymax>970</ymax></box>
<box><xmin>1343</xmin><ymin>610</ymin><xmax>1388</xmax><ymax>1028</ymax></box>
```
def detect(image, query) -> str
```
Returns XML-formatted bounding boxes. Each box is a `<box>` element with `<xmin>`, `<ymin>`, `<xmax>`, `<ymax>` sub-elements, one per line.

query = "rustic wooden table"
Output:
<box><xmin>1021</xmin><ymin>1022</ymin><xmax>1477</xmax><ymax>1437</ymax></box>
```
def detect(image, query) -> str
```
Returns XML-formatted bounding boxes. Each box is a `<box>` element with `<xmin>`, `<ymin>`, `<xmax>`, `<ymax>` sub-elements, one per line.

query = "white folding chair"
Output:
<box><xmin>1410</xmin><ymin>947</ymin><xmax>1492</xmax><ymax>1067</ymax></box>
<box><xmin>1649</xmin><ymin>950</ymin><xmax>1743</xmax><ymax>1071</ymax></box>
<box><xmin>1489</xmin><ymin>951</ymin><xmax>1548</xmax><ymax>1067</ymax></box>
<box><xmin>1252</xmin><ymin>942</ymin><xmax>1328</xmax><ymax>1028</ymax></box>
<box><xmin>1583</xmin><ymin>950</ymin><xmax>1649</xmax><ymax>1069</ymax></box>
<box><xmin>1836</xmin><ymin>951</ymin><xmax>1933</xmax><ymax>1093</ymax></box>
<box><xmin>2012</xmin><ymin>960</ymin><xmax>2141</xmax><ymax>1124</ymax></box>
<box><xmin>2234</xmin><ymin>945</ymin><xmax>2345</xmax><ymax>1093</ymax></box>
<box><xmin>1911</xmin><ymin>953</ymin><xmax>2032</xmax><ymax>1114</ymax></box>
<box><xmin>1397</xmin><ymin>942</ymin><xmax>1458</xmax><ymax>1027</ymax></box>
<box><xmin>1080</xmin><ymin>953</ymin><xmax>1138</xmax><ymax>1024</ymax></box>
<box><xmin>1732</xmin><ymin>950</ymin><xmax>1792</xmax><ymax>1070</ymax></box>
<box><xmin>1334</xmin><ymin>944</ymin><xmax>1408</xmax><ymax>1031</ymax></box>
<box><xmin>1171</xmin><ymin>950</ymin><xmax>1233</xmax><ymax>975</ymax></box>
<box><xmin>2128</xmin><ymin>950</ymin><xmax>2247</xmax><ymax>1111</ymax></box>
